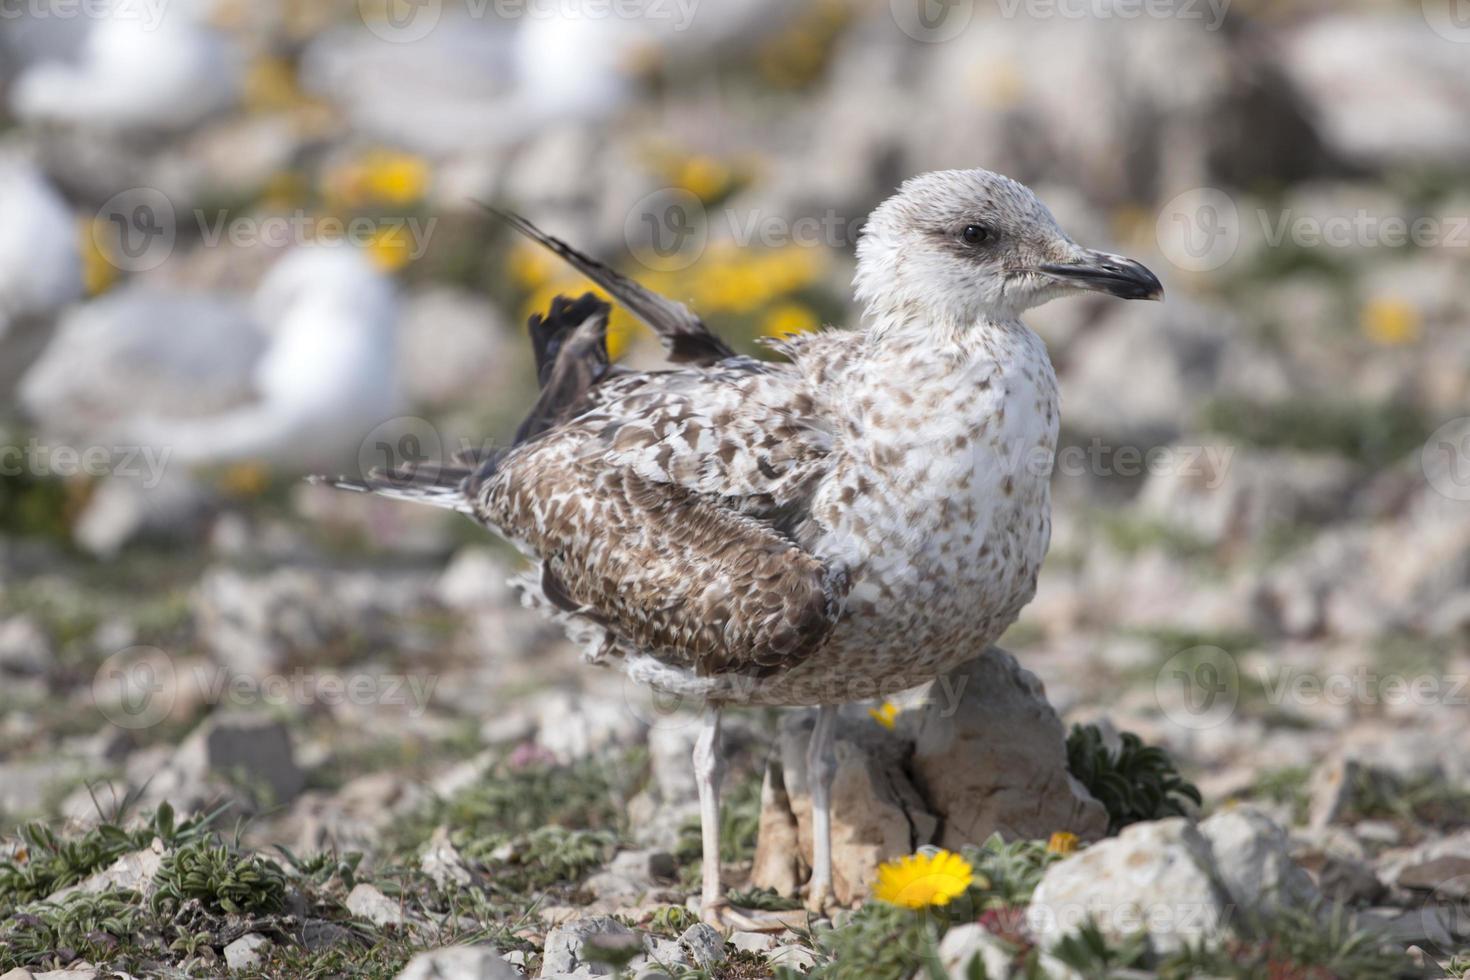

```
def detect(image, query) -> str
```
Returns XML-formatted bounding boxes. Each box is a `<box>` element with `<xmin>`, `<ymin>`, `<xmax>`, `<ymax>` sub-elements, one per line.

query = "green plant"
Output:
<box><xmin>1066</xmin><ymin>725</ymin><xmax>1202</xmax><ymax>835</ymax></box>
<box><xmin>0</xmin><ymin>801</ymin><xmax>211</xmax><ymax>914</ymax></box>
<box><xmin>0</xmin><ymin>889</ymin><xmax>142</xmax><ymax>970</ymax></box>
<box><xmin>477</xmin><ymin>826</ymin><xmax>615</xmax><ymax>892</ymax></box>
<box><xmin>962</xmin><ymin>834</ymin><xmax>1058</xmax><ymax>911</ymax></box>
<box><xmin>151</xmin><ymin>836</ymin><xmax>288</xmax><ymax>916</ymax></box>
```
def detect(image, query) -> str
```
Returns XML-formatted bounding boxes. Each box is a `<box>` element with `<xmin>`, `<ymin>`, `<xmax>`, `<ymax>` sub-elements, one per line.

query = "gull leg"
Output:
<box><xmin>694</xmin><ymin>705</ymin><xmax>726</xmax><ymax>925</ymax></box>
<box><xmin>805</xmin><ymin>704</ymin><xmax>839</xmax><ymax>914</ymax></box>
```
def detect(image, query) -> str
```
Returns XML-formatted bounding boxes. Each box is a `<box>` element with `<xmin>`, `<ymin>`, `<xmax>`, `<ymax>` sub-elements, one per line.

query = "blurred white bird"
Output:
<box><xmin>0</xmin><ymin>154</ymin><xmax>84</xmax><ymax>396</ymax></box>
<box><xmin>10</xmin><ymin>0</ymin><xmax>242</xmax><ymax>131</ymax></box>
<box><xmin>301</xmin><ymin>0</ymin><xmax>801</xmax><ymax>154</ymax></box>
<box><xmin>0</xmin><ymin>155</ymin><xmax>82</xmax><ymax>340</ymax></box>
<box><xmin>20</xmin><ymin>245</ymin><xmax>402</xmax><ymax>472</ymax></box>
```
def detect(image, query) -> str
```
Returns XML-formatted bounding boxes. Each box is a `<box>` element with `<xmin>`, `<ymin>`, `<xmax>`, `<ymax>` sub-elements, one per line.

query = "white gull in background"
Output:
<box><xmin>319</xmin><ymin>170</ymin><xmax>1163</xmax><ymax>924</ymax></box>
<box><xmin>10</xmin><ymin>0</ymin><xmax>242</xmax><ymax>131</ymax></box>
<box><xmin>21</xmin><ymin>245</ymin><xmax>401</xmax><ymax>556</ymax></box>
<box><xmin>22</xmin><ymin>245</ymin><xmax>401</xmax><ymax>471</ymax></box>
<box><xmin>301</xmin><ymin>0</ymin><xmax>800</xmax><ymax>154</ymax></box>
<box><xmin>0</xmin><ymin>154</ymin><xmax>83</xmax><ymax>395</ymax></box>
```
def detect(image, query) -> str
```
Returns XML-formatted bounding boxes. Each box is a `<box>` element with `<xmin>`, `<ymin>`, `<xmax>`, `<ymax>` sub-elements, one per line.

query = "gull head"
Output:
<box><xmin>855</xmin><ymin>169</ymin><xmax>1163</xmax><ymax>330</ymax></box>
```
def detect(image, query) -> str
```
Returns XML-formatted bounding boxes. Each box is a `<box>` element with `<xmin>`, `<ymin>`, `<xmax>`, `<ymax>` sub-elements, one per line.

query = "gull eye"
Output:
<box><xmin>961</xmin><ymin>224</ymin><xmax>991</xmax><ymax>246</ymax></box>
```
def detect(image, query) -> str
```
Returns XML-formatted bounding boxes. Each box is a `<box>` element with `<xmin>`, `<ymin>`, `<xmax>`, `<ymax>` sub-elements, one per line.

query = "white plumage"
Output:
<box><xmin>21</xmin><ymin>246</ymin><xmax>401</xmax><ymax>471</ymax></box>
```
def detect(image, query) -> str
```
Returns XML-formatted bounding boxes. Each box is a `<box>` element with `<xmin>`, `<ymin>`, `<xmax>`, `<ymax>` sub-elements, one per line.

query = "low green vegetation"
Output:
<box><xmin>1066</xmin><ymin>725</ymin><xmax>1203</xmax><ymax>835</ymax></box>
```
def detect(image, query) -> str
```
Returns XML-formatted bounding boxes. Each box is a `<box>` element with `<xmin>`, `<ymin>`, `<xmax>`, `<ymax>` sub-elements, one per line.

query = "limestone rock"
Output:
<box><xmin>396</xmin><ymin>946</ymin><xmax>519</xmax><ymax>980</ymax></box>
<box><xmin>1198</xmin><ymin>807</ymin><xmax>1318</xmax><ymax>912</ymax></box>
<box><xmin>937</xmin><ymin>923</ymin><xmax>1018</xmax><ymax>979</ymax></box>
<box><xmin>347</xmin><ymin>882</ymin><xmax>406</xmax><ymax>928</ymax></box>
<box><xmin>907</xmin><ymin>649</ymin><xmax>1109</xmax><ymax>850</ymax></box>
<box><xmin>540</xmin><ymin>916</ymin><xmax>638</xmax><ymax>977</ymax></box>
<box><xmin>224</xmin><ymin>933</ymin><xmax>272</xmax><ymax>971</ymax></box>
<box><xmin>1029</xmin><ymin>818</ymin><xmax>1229</xmax><ymax>955</ymax></box>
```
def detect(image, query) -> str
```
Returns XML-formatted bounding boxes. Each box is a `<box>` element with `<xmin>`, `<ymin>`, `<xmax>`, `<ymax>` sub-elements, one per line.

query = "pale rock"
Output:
<box><xmin>422</xmin><ymin>825</ymin><xmax>476</xmax><ymax>889</ymax></box>
<box><xmin>937</xmin><ymin>923</ymin><xmax>1017</xmax><ymax>979</ymax></box>
<box><xmin>47</xmin><ymin>838</ymin><xmax>164</xmax><ymax>903</ymax></box>
<box><xmin>533</xmin><ymin>690</ymin><xmax>647</xmax><ymax>764</ymax></box>
<box><xmin>907</xmin><ymin>649</ymin><xmax>1108</xmax><ymax>850</ymax></box>
<box><xmin>540</xmin><ymin>916</ymin><xmax>637</xmax><ymax>976</ymax></box>
<box><xmin>766</xmin><ymin>944</ymin><xmax>818</xmax><ymax>971</ymax></box>
<box><xmin>347</xmin><ymin>882</ymin><xmax>406</xmax><ymax>928</ymax></box>
<box><xmin>729</xmin><ymin>931</ymin><xmax>777</xmax><ymax>954</ymax></box>
<box><xmin>1197</xmin><ymin>807</ymin><xmax>1318</xmax><ymax>912</ymax></box>
<box><xmin>0</xmin><ymin>615</ymin><xmax>50</xmax><ymax>675</ymax></box>
<box><xmin>674</xmin><ymin>923</ymin><xmax>725</xmax><ymax>968</ymax></box>
<box><xmin>399</xmin><ymin>288</ymin><xmax>509</xmax><ymax>407</ymax></box>
<box><xmin>1029</xmin><ymin>818</ymin><xmax>1229</xmax><ymax>955</ymax></box>
<box><xmin>223</xmin><ymin>933</ymin><xmax>271</xmax><ymax>970</ymax></box>
<box><xmin>395</xmin><ymin>945</ymin><xmax>520</xmax><ymax>980</ymax></box>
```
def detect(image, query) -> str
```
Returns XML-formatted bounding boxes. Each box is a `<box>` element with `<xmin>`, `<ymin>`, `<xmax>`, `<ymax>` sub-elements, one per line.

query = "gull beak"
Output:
<box><xmin>1038</xmin><ymin>248</ymin><xmax>1165</xmax><ymax>302</ymax></box>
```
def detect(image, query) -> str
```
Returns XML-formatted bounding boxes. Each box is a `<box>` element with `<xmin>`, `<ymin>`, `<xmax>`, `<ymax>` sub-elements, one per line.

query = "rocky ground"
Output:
<box><xmin>4</xmin><ymin>0</ymin><xmax>1470</xmax><ymax>977</ymax></box>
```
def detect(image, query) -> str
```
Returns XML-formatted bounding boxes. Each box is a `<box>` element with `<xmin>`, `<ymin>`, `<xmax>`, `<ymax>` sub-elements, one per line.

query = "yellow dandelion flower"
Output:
<box><xmin>324</xmin><ymin>149</ymin><xmax>430</xmax><ymax>210</ymax></box>
<box><xmin>867</xmin><ymin>700</ymin><xmax>900</xmax><ymax>730</ymax></box>
<box><xmin>1047</xmin><ymin>831</ymin><xmax>1079</xmax><ymax>855</ymax></box>
<box><xmin>673</xmin><ymin>155</ymin><xmax>733</xmax><ymax>204</ymax></box>
<box><xmin>764</xmin><ymin>301</ymin><xmax>823</xmax><ymax>339</ymax></box>
<box><xmin>79</xmin><ymin>217</ymin><xmax>119</xmax><ymax>296</ymax></box>
<box><xmin>362</xmin><ymin>224</ymin><xmax>417</xmax><ymax>272</ymax></box>
<box><xmin>873</xmin><ymin>849</ymin><xmax>975</xmax><ymax>909</ymax></box>
<box><xmin>1361</xmin><ymin>296</ymin><xmax>1421</xmax><ymax>347</ymax></box>
<box><xmin>508</xmin><ymin>242</ymin><xmax>559</xmax><ymax>291</ymax></box>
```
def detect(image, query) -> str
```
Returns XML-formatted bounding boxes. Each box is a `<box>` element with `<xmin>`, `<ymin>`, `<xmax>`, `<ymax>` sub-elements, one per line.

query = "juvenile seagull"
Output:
<box><xmin>319</xmin><ymin>169</ymin><xmax>1161</xmax><ymax>925</ymax></box>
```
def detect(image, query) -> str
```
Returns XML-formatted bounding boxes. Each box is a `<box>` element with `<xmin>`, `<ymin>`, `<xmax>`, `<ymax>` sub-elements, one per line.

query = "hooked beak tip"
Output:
<box><xmin>1039</xmin><ymin>252</ymin><xmax>1165</xmax><ymax>302</ymax></box>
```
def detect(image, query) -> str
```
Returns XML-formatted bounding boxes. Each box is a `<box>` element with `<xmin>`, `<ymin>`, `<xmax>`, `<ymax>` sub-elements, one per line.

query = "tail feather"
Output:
<box><xmin>482</xmin><ymin>204</ymin><xmax>736</xmax><ymax>366</ymax></box>
<box><xmin>514</xmin><ymin>293</ymin><xmax>615</xmax><ymax>446</ymax></box>
<box><xmin>307</xmin><ymin>462</ymin><xmax>480</xmax><ymax>514</ymax></box>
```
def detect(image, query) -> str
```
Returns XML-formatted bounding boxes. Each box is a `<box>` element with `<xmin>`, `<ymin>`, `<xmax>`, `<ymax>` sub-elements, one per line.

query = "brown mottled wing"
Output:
<box><xmin>475</xmin><ymin>364</ymin><xmax>841</xmax><ymax>677</ymax></box>
<box><xmin>486</xmin><ymin>207</ymin><xmax>737</xmax><ymax>366</ymax></box>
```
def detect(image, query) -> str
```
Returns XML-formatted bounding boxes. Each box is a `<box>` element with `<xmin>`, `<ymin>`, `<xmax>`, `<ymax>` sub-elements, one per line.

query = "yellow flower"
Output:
<box><xmin>217</xmin><ymin>461</ymin><xmax>270</xmax><ymax>498</ymax></box>
<box><xmin>364</xmin><ymin>223</ymin><xmax>416</xmax><ymax>272</ymax></box>
<box><xmin>873</xmin><ymin>849</ymin><xmax>975</xmax><ymax>909</ymax></box>
<box><xmin>1361</xmin><ymin>297</ymin><xmax>1421</xmax><ymax>347</ymax></box>
<box><xmin>867</xmin><ymin>700</ymin><xmax>900</xmax><ymax>730</ymax></box>
<box><xmin>79</xmin><ymin>217</ymin><xmax>119</xmax><ymax>296</ymax></box>
<box><xmin>508</xmin><ymin>242</ymin><xmax>559</xmax><ymax>291</ymax></box>
<box><xmin>324</xmin><ymin>149</ymin><xmax>431</xmax><ymax>210</ymax></box>
<box><xmin>243</xmin><ymin>55</ymin><xmax>304</xmax><ymax>114</ymax></box>
<box><xmin>673</xmin><ymin>155</ymin><xmax>733</xmax><ymax>204</ymax></box>
<box><xmin>1047</xmin><ymin>831</ymin><xmax>1079</xmax><ymax>855</ymax></box>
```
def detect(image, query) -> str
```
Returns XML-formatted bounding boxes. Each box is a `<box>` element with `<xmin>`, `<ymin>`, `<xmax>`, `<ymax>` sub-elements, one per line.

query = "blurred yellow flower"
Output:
<box><xmin>867</xmin><ymin>700</ymin><xmax>900</xmax><ymax>730</ymax></box>
<box><xmin>218</xmin><ymin>461</ymin><xmax>270</xmax><ymax>498</ymax></box>
<box><xmin>508</xmin><ymin>242</ymin><xmax>559</xmax><ymax>291</ymax></box>
<box><xmin>79</xmin><ymin>218</ymin><xmax>118</xmax><ymax>296</ymax></box>
<box><xmin>243</xmin><ymin>56</ymin><xmax>304</xmax><ymax>114</ymax></box>
<box><xmin>873</xmin><ymin>850</ymin><xmax>975</xmax><ymax>909</ymax></box>
<box><xmin>261</xmin><ymin>170</ymin><xmax>311</xmax><ymax>212</ymax></box>
<box><xmin>1047</xmin><ymin>831</ymin><xmax>1079</xmax><ymax>855</ymax></box>
<box><xmin>673</xmin><ymin>155</ymin><xmax>733</xmax><ymax>204</ymax></box>
<box><xmin>1361</xmin><ymin>297</ymin><xmax>1421</xmax><ymax>347</ymax></box>
<box><xmin>325</xmin><ymin>149</ymin><xmax>431</xmax><ymax>210</ymax></box>
<box><xmin>364</xmin><ymin>224</ymin><xmax>416</xmax><ymax>272</ymax></box>
<box><xmin>762</xmin><ymin>301</ymin><xmax>821</xmax><ymax>338</ymax></box>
